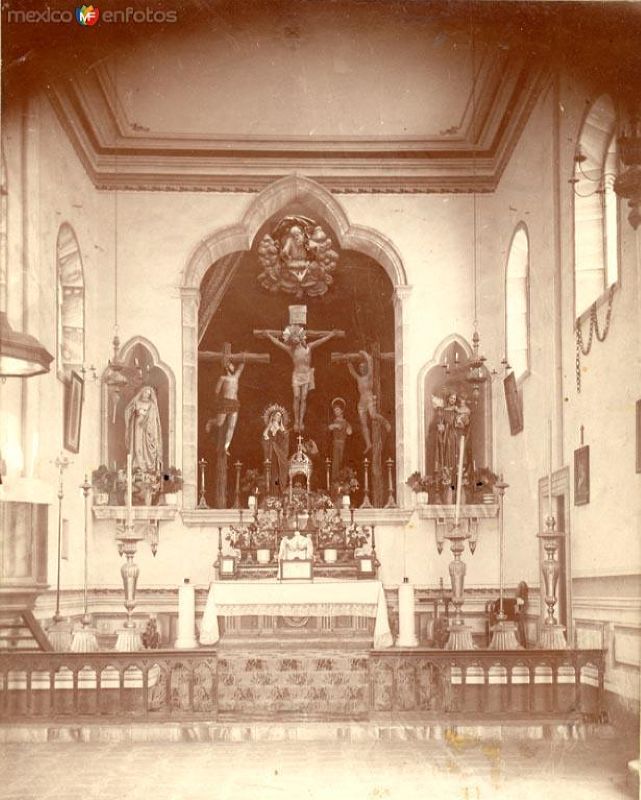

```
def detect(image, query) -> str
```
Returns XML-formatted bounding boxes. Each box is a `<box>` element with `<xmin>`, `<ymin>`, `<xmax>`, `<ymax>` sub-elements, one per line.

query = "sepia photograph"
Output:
<box><xmin>0</xmin><ymin>1</ymin><xmax>640</xmax><ymax>798</ymax></box>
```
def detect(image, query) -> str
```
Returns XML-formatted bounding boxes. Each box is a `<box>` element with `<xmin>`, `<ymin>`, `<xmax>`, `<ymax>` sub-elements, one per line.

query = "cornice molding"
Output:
<box><xmin>47</xmin><ymin>57</ymin><xmax>548</xmax><ymax>194</ymax></box>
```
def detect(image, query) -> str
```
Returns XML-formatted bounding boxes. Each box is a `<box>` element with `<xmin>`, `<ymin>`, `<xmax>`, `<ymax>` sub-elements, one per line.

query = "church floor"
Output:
<box><xmin>0</xmin><ymin>736</ymin><xmax>636</xmax><ymax>800</ymax></box>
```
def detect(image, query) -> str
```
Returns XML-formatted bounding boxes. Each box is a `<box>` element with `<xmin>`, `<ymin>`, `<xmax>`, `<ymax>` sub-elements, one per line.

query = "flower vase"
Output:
<box><xmin>415</xmin><ymin>491</ymin><xmax>429</xmax><ymax>507</ymax></box>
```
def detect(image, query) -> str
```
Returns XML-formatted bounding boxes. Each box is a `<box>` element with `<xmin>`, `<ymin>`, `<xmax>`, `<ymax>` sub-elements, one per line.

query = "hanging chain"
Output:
<box><xmin>575</xmin><ymin>285</ymin><xmax>616</xmax><ymax>393</ymax></box>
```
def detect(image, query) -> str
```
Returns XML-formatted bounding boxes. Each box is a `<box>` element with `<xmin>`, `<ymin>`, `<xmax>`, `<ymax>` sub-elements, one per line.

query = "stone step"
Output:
<box><xmin>0</xmin><ymin>718</ymin><xmax>617</xmax><ymax>744</ymax></box>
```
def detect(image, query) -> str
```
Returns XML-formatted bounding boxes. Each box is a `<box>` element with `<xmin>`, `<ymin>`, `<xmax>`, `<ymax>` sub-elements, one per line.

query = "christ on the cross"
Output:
<box><xmin>347</xmin><ymin>350</ymin><xmax>392</xmax><ymax>453</ymax></box>
<box><xmin>256</xmin><ymin>324</ymin><xmax>342</xmax><ymax>432</ymax></box>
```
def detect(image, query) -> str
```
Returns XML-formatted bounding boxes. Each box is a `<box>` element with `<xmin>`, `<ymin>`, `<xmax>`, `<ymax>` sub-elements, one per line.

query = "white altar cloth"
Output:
<box><xmin>199</xmin><ymin>579</ymin><xmax>393</xmax><ymax>649</ymax></box>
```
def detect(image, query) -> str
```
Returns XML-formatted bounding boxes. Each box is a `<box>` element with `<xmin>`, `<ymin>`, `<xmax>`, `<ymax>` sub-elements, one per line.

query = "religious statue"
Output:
<box><xmin>257</xmin><ymin>216</ymin><xmax>339</xmax><ymax>298</ymax></box>
<box><xmin>278</xmin><ymin>529</ymin><xmax>314</xmax><ymax>561</ymax></box>
<box><xmin>347</xmin><ymin>351</ymin><xmax>391</xmax><ymax>453</ymax></box>
<box><xmin>205</xmin><ymin>358</ymin><xmax>245</xmax><ymax>455</ymax></box>
<box><xmin>262</xmin><ymin>404</ymin><xmax>290</xmax><ymax>496</ymax></box>
<box><xmin>124</xmin><ymin>385</ymin><xmax>162</xmax><ymax>474</ymax></box>
<box><xmin>328</xmin><ymin>397</ymin><xmax>352</xmax><ymax>483</ymax></box>
<box><xmin>261</xmin><ymin>324</ymin><xmax>342</xmax><ymax>432</ymax></box>
<box><xmin>432</xmin><ymin>390</ymin><xmax>473</xmax><ymax>500</ymax></box>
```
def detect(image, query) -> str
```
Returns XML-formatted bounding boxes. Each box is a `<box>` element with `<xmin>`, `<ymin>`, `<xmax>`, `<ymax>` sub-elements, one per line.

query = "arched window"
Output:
<box><xmin>505</xmin><ymin>225</ymin><xmax>529</xmax><ymax>381</ymax></box>
<box><xmin>56</xmin><ymin>224</ymin><xmax>85</xmax><ymax>376</ymax></box>
<box><xmin>574</xmin><ymin>95</ymin><xmax>619</xmax><ymax>317</ymax></box>
<box><xmin>0</xmin><ymin>149</ymin><xmax>7</xmax><ymax>311</ymax></box>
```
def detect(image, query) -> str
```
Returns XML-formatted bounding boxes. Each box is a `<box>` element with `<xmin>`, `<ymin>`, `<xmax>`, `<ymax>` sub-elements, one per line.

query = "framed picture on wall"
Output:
<box><xmin>503</xmin><ymin>372</ymin><xmax>523</xmax><ymax>435</ymax></box>
<box><xmin>63</xmin><ymin>370</ymin><xmax>84</xmax><ymax>453</ymax></box>
<box><xmin>637</xmin><ymin>400</ymin><xmax>641</xmax><ymax>474</ymax></box>
<box><xmin>574</xmin><ymin>445</ymin><xmax>590</xmax><ymax>506</ymax></box>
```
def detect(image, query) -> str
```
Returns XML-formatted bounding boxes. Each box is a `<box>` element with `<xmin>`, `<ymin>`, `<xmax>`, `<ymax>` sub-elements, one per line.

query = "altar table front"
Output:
<box><xmin>199</xmin><ymin>579</ymin><xmax>393</xmax><ymax>649</ymax></box>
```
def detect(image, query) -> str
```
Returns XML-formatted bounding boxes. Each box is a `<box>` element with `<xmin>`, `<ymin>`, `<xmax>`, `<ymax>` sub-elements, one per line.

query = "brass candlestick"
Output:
<box><xmin>360</xmin><ymin>457</ymin><xmax>372</xmax><ymax>508</ymax></box>
<box><xmin>325</xmin><ymin>458</ymin><xmax>331</xmax><ymax>492</ymax></box>
<box><xmin>537</xmin><ymin>515</ymin><xmax>567</xmax><ymax>648</ymax></box>
<box><xmin>71</xmin><ymin>475</ymin><xmax>99</xmax><ymax>652</ymax></box>
<box><xmin>115</xmin><ymin>520</ymin><xmax>145</xmax><ymax>651</ymax></box>
<box><xmin>384</xmin><ymin>457</ymin><xmax>397</xmax><ymax>508</ymax></box>
<box><xmin>197</xmin><ymin>457</ymin><xmax>209</xmax><ymax>509</ymax></box>
<box><xmin>233</xmin><ymin>460</ymin><xmax>242</xmax><ymax>508</ymax></box>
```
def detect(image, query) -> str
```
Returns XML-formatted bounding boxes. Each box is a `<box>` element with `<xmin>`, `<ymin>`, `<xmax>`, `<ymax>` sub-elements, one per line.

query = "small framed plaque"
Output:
<box><xmin>279</xmin><ymin>559</ymin><xmax>313</xmax><ymax>581</ymax></box>
<box><xmin>356</xmin><ymin>556</ymin><xmax>376</xmax><ymax>580</ymax></box>
<box><xmin>218</xmin><ymin>555</ymin><xmax>237</xmax><ymax>580</ymax></box>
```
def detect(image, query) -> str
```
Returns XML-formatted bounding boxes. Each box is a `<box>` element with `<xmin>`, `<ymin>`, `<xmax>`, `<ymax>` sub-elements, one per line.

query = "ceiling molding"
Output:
<box><xmin>47</xmin><ymin>56</ymin><xmax>548</xmax><ymax>194</ymax></box>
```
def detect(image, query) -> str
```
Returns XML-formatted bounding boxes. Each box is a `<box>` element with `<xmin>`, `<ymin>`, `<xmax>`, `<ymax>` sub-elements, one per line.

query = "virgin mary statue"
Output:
<box><xmin>124</xmin><ymin>385</ymin><xmax>163</xmax><ymax>474</ymax></box>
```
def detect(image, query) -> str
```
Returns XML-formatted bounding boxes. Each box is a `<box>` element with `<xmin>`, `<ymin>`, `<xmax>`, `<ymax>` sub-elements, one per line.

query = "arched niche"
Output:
<box><xmin>418</xmin><ymin>335</ymin><xmax>492</xmax><ymax>483</ymax></box>
<box><xmin>180</xmin><ymin>174</ymin><xmax>410</xmax><ymax>509</ymax></box>
<box><xmin>101</xmin><ymin>337</ymin><xmax>176</xmax><ymax>471</ymax></box>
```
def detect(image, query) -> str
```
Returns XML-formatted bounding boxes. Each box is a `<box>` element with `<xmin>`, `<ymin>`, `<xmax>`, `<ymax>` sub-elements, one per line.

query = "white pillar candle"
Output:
<box><xmin>396</xmin><ymin>580</ymin><xmax>418</xmax><ymax>647</ymax></box>
<box><xmin>174</xmin><ymin>579</ymin><xmax>198</xmax><ymax>649</ymax></box>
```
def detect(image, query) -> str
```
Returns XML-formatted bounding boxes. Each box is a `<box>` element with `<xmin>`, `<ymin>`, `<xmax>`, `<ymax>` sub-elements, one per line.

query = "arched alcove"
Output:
<box><xmin>101</xmin><ymin>337</ymin><xmax>176</xmax><ymax>472</ymax></box>
<box><xmin>198</xmin><ymin>209</ymin><xmax>396</xmax><ymax>507</ymax></box>
<box><xmin>418</xmin><ymin>335</ymin><xmax>492</xmax><ymax>490</ymax></box>
<box><xmin>181</xmin><ymin>174</ymin><xmax>410</xmax><ymax>509</ymax></box>
<box><xmin>56</xmin><ymin>223</ymin><xmax>85</xmax><ymax>378</ymax></box>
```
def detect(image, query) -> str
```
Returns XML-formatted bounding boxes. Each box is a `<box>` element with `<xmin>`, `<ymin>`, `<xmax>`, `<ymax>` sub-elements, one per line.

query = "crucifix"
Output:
<box><xmin>331</xmin><ymin>342</ymin><xmax>393</xmax><ymax>506</ymax></box>
<box><xmin>254</xmin><ymin>305</ymin><xmax>345</xmax><ymax>432</ymax></box>
<box><xmin>199</xmin><ymin>342</ymin><xmax>270</xmax><ymax>507</ymax></box>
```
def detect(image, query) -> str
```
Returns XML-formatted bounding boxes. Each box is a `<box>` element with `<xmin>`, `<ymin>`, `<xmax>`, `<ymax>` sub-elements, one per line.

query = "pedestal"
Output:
<box><xmin>538</xmin><ymin>622</ymin><xmax>568</xmax><ymax>649</ymax></box>
<box><xmin>488</xmin><ymin>620</ymin><xmax>522</xmax><ymax>650</ymax></box>
<box><xmin>396</xmin><ymin>581</ymin><xmax>418</xmax><ymax>647</ymax></box>
<box><xmin>115</xmin><ymin>625</ymin><xmax>143</xmax><ymax>651</ymax></box>
<box><xmin>174</xmin><ymin>581</ymin><xmax>198</xmax><ymax>649</ymax></box>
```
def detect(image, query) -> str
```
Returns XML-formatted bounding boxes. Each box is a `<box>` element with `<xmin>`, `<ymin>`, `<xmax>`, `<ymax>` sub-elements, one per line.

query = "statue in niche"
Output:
<box><xmin>124</xmin><ymin>385</ymin><xmax>163</xmax><ymax>474</ymax></box>
<box><xmin>432</xmin><ymin>390</ymin><xmax>473</xmax><ymax>502</ymax></box>
<box><xmin>205</xmin><ymin>359</ymin><xmax>245</xmax><ymax>455</ymax></box>
<box><xmin>260</xmin><ymin>324</ymin><xmax>342</xmax><ymax>432</ymax></box>
<box><xmin>257</xmin><ymin>216</ymin><xmax>339</xmax><ymax>298</ymax></box>
<box><xmin>262</xmin><ymin>404</ymin><xmax>291</xmax><ymax>496</ymax></box>
<box><xmin>328</xmin><ymin>397</ymin><xmax>352</xmax><ymax>484</ymax></box>
<box><xmin>347</xmin><ymin>351</ymin><xmax>391</xmax><ymax>453</ymax></box>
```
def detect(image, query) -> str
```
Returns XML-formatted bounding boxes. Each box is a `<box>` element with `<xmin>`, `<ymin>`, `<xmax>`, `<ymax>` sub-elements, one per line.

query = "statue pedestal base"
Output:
<box><xmin>115</xmin><ymin>625</ymin><xmax>143</xmax><ymax>652</ymax></box>
<box><xmin>488</xmin><ymin>621</ymin><xmax>522</xmax><ymax>650</ymax></box>
<box><xmin>445</xmin><ymin>622</ymin><xmax>475</xmax><ymax>650</ymax></box>
<box><xmin>70</xmin><ymin>627</ymin><xmax>99</xmax><ymax>653</ymax></box>
<box><xmin>538</xmin><ymin>623</ymin><xmax>567</xmax><ymax>649</ymax></box>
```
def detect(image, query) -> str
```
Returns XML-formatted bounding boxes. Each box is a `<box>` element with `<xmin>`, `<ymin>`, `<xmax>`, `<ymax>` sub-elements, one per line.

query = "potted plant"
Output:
<box><xmin>317</xmin><ymin>525</ymin><xmax>344</xmax><ymax>563</ymax></box>
<box><xmin>332</xmin><ymin>467</ymin><xmax>359</xmax><ymax>508</ymax></box>
<box><xmin>159</xmin><ymin>466</ymin><xmax>183</xmax><ymax>505</ymax></box>
<box><xmin>473</xmin><ymin>467</ymin><xmax>499</xmax><ymax>504</ymax></box>
<box><xmin>406</xmin><ymin>471</ymin><xmax>431</xmax><ymax>506</ymax></box>
<box><xmin>253</xmin><ymin>527</ymin><xmax>276</xmax><ymax>564</ymax></box>
<box><xmin>91</xmin><ymin>465</ymin><xmax>113</xmax><ymax>505</ymax></box>
<box><xmin>346</xmin><ymin>524</ymin><xmax>370</xmax><ymax>558</ymax></box>
<box><xmin>226</xmin><ymin>524</ymin><xmax>254</xmax><ymax>562</ymax></box>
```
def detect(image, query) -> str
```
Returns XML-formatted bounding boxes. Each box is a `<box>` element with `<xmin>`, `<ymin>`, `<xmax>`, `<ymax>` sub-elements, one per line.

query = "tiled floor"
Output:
<box><xmin>0</xmin><ymin>735</ymin><xmax>637</xmax><ymax>800</ymax></box>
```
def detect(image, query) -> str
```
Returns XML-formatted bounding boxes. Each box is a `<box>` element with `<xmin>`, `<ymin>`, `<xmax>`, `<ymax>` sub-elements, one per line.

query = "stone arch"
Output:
<box><xmin>180</xmin><ymin>173</ymin><xmax>410</xmax><ymax>508</ymax></box>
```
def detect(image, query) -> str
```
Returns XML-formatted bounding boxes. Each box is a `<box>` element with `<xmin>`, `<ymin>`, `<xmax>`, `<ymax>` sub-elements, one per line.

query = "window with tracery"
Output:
<box><xmin>505</xmin><ymin>224</ymin><xmax>529</xmax><ymax>381</ymax></box>
<box><xmin>56</xmin><ymin>223</ymin><xmax>85</xmax><ymax>375</ymax></box>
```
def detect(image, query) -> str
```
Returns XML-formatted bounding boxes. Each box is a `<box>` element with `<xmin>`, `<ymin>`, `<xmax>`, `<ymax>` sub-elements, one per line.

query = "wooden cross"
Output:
<box><xmin>199</xmin><ymin>341</ymin><xmax>270</xmax><ymax>368</ymax></box>
<box><xmin>331</xmin><ymin>343</ymin><xmax>394</xmax><ymax>506</ymax></box>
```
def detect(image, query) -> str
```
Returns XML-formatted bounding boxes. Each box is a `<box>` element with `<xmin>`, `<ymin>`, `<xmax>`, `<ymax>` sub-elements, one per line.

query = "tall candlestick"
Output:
<box><xmin>454</xmin><ymin>435</ymin><xmax>465</xmax><ymax>526</ymax></box>
<box><xmin>547</xmin><ymin>419</ymin><xmax>553</xmax><ymax>522</ymax></box>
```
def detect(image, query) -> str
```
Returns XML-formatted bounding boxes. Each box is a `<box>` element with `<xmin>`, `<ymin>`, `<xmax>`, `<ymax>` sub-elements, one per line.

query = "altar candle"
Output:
<box><xmin>454</xmin><ymin>434</ymin><xmax>465</xmax><ymax>527</ymax></box>
<box><xmin>126</xmin><ymin>454</ymin><xmax>132</xmax><ymax>509</ymax></box>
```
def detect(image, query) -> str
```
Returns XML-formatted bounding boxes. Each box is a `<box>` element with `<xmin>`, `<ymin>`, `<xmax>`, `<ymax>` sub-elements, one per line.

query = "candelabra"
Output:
<box><xmin>488</xmin><ymin>476</ymin><xmax>521</xmax><ymax>650</ymax></box>
<box><xmin>115</xmin><ymin>521</ymin><xmax>145</xmax><ymax>651</ymax></box>
<box><xmin>384</xmin><ymin>457</ymin><xmax>397</xmax><ymax>508</ymax></box>
<box><xmin>537</xmin><ymin>515</ymin><xmax>567</xmax><ymax>649</ymax></box>
<box><xmin>70</xmin><ymin>475</ymin><xmax>99</xmax><ymax>652</ymax></box>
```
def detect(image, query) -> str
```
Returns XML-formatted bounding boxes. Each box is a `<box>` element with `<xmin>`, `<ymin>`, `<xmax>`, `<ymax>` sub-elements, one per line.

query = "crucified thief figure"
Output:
<box><xmin>263</xmin><ymin>325</ymin><xmax>341</xmax><ymax>432</ymax></box>
<box><xmin>206</xmin><ymin>359</ymin><xmax>245</xmax><ymax>455</ymax></box>
<box><xmin>348</xmin><ymin>350</ymin><xmax>391</xmax><ymax>453</ymax></box>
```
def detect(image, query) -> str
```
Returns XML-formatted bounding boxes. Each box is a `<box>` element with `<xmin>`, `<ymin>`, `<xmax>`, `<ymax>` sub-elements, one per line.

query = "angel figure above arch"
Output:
<box><xmin>256</xmin><ymin>215</ymin><xmax>339</xmax><ymax>298</ymax></box>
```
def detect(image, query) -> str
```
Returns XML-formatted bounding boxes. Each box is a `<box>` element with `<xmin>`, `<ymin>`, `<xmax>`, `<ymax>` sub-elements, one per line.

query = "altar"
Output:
<box><xmin>199</xmin><ymin>579</ymin><xmax>394</xmax><ymax>649</ymax></box>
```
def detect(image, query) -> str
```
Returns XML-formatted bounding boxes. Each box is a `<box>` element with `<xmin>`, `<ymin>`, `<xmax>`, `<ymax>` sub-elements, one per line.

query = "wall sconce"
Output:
<box><xmin>614</xmin><ymin>106</ymin><xmax>641</xmax><ymax>229</ymax></box>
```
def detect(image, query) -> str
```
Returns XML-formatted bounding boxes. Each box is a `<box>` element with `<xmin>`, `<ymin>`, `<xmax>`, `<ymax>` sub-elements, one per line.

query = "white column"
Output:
<box><xmin>396</xmin><ymin>580</ymin><xmax>418</xmax><ymax>647</ymax></box>
<box><xmin>174</xmin><ymin>579</ymin><xmax>198</xmax><ymax>649</ymax></box>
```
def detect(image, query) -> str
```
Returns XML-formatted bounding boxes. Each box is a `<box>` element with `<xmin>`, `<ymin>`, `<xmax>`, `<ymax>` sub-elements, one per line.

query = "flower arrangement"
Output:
<box><xmin>91</xmin><ymin>465</ymin><xmax>116</xmax><ymax>495</ymax></box>
<box><xmin>333</xmin><ymin>467</ymin><xmax>359</xmax><ymax>497</ymax></box>
<box><xmin>346</xmin><ymin>524</ymin><xmax>369</xmax><ymax>551</ymax></box>
<box><xmin>317</xmin><ymin>526</ymin><xmax>344</xmax><ymax>549</ymax></box>
<box><xmin>226</xmin><ymin>524</ymin><xmax>255</xmax><ymax>553</ymax></box>
<box><xmin>311</xmin><ymin>491</ymin><xmax>335</xmax><ymax>511</ymax></box>
<box><xmin>253</xmin><ymin>527</ymin><xmax>277</xmax><ymax>550</ymax></box>
<box><xmin>405</xmin><ymin>471</ymin><xmax>432</xmax><ymax>493</ymax></box>
<box><xmin>133</xmin><ymin>468</ymin><xmax>161</xmax><ymax>505</ymax></box>
<box><xmin>240</xmin><ymin>468</ymin><xmax>266</xmax><ymax>498</ymax></box>
<box><xmin>160</xmin><ymin>466</ymin><xmax>183</xmax><ymax>494</ymax></box>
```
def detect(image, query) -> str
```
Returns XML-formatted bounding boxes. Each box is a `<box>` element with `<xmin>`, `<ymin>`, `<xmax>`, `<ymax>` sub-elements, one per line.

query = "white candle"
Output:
<box><xmin>454</xmin><ymin>435</ymin><xmax>465</xmax><ymax>526</ymax></box>
<box><xmin>547</xmin><ymin>419</ymin><xmax>553</xmax><ymax>521</ymax></box>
